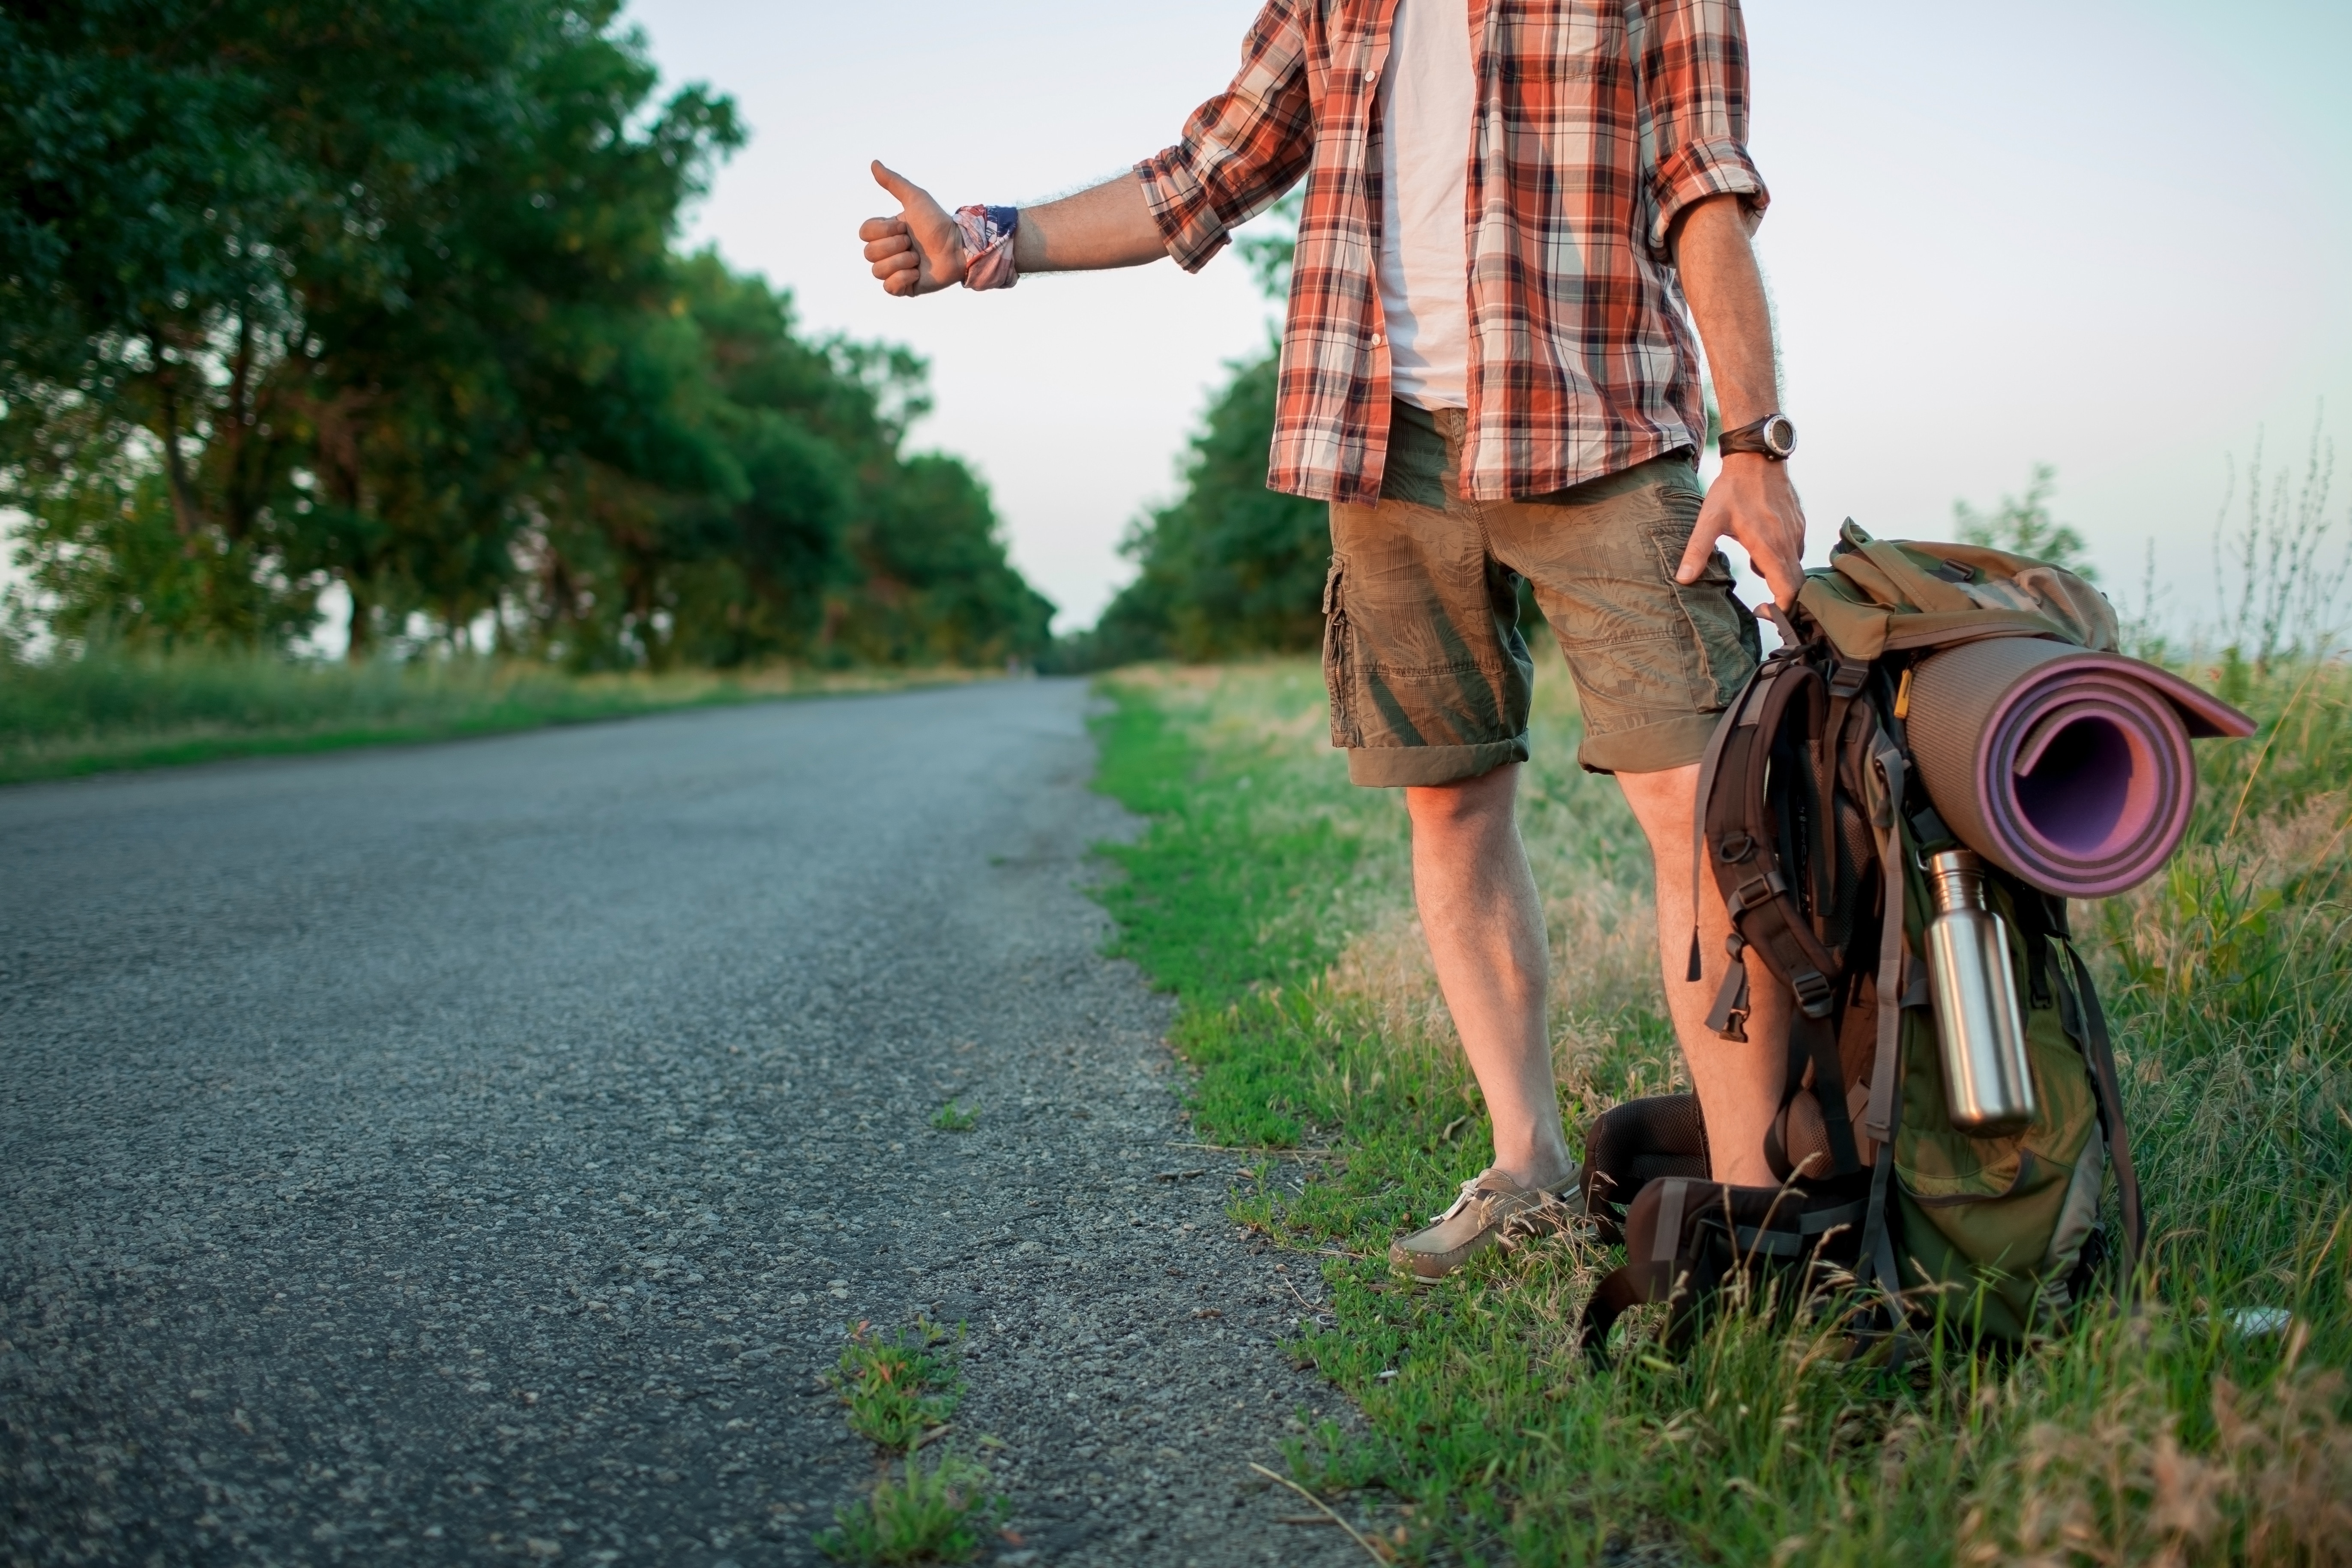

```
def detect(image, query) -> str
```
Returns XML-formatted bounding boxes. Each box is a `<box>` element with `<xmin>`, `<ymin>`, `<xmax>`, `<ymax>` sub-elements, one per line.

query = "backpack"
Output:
<box><xmin>1574</xmin><ymin>521</ymin><xmax>2241</xmax><ymax>1362</ymax></box>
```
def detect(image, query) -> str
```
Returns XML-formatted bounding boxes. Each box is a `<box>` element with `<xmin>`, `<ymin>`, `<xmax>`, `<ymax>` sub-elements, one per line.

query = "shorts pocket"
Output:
<box><xmin>1322</xmin><ymin>558</ymin><xmax>1363</xmax><ymax>747</ymax></box>
<box><xmin>1638</xmin><ymin>505</ymin><xmax>1760</xmax><ymax>710</ymax></box>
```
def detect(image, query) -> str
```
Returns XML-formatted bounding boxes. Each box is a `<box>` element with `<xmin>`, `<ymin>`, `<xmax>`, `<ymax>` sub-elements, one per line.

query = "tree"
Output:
<box><xmin>832</xmin><ymin>453</ymin><xmax>1054</xmax><ymax>666</ymax></box>
<box><xmin>1092</xmin><ymin>348</ymin><xmax>1329</xmax><ymax>661</ymax></box>
<box><xmin>4</xmin><ymin>0</ymin><xmax>1052</xmax><ymax>670</ymax></box>
<box><xmin>2</xmin><ymin>0</ymin><xmax>739</xmax><ymax>653</ymax></box>
<box><xmin>509</xmin><ymin>255</ymin><xmax>1048</xmax><ymax>671</ymax></box>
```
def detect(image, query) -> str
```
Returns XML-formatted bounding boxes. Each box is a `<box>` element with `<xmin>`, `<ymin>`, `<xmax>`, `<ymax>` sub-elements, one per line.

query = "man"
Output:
<box><xmin>858</xmin><ymin>0</ymin><xmax>1803</xmax><ymax>1279</ymax></box>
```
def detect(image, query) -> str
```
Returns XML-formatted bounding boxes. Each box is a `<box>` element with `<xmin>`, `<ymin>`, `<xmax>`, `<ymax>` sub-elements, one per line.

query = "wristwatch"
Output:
<box><xmin>1718</xmin><ymin>412</ymin><xmax>1797</xmax><ymax>461</ymax></box>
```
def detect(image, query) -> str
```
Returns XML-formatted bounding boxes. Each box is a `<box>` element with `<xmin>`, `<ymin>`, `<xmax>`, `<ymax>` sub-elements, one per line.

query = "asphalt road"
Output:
<box><xmin>0</xmin><ymin>681</ymin><xmax>1367</xmax><ymax>1568</ymax></box>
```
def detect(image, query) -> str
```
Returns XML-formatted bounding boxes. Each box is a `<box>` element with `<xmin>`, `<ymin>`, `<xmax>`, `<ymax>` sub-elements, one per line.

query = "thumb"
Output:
<box><xmin>871</xmin><ymin>160</ymin><xmax>918</xmax><ymax>206</ymax></box>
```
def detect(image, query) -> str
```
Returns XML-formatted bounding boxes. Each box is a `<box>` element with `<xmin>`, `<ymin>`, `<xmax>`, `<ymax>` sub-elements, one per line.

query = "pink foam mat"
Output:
<box><xmin>1904</xmin><ymin>639</ymin><xmax>2255</xmax><ymax>899</ymax></box>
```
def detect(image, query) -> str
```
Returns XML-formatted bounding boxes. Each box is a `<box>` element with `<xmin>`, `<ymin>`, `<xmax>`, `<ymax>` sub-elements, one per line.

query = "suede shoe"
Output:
<box><xmin>1387</xmin><ymin>1167</ymin><xmax>1580</xmax><ymax>1282</ymax></box>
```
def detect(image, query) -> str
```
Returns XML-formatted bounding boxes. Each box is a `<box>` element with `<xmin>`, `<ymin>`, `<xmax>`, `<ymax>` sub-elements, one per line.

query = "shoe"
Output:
<box><xmin>1387</xmin><ymin>1166</ymin><xmax>1581</xmax><ymax>1282</ymax></box>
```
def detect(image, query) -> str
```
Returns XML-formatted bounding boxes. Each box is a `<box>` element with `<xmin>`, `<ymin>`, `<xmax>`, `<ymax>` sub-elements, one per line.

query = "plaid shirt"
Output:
<box><xmin>1136</xmin><ymin>0</ymin><xmax>1768</xmax><ymax>505</ymax></box>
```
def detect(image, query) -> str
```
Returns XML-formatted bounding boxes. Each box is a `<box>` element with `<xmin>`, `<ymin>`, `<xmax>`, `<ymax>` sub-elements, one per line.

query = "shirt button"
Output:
<box><xmin>1370</xmin><ymin>333</ymin><xmax>1384</xmax><ymax>347</ymax></box>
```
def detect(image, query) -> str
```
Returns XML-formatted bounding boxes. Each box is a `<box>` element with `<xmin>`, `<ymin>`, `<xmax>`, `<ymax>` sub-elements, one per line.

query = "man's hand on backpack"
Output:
<box><xmin>859</xmin><ymin>162</ymin><xmax>967</xmax><ymax>296</ymax></box>
<box><xmin>1682</xmin><ymin>453</ymin><xmax>1807</xmax><ymax>609</ymax></box>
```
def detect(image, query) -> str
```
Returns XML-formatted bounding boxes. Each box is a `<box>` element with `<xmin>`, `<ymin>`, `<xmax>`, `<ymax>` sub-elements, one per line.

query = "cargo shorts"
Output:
<box><xmin>1323</xmin><ymin>401</ymin><xmax>1763</xmax><ymax>785</ymax></box>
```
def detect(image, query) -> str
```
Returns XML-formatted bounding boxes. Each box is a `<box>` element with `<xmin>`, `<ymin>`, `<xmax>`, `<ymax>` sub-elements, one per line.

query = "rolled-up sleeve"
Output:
<box><xmin>1134</xmin><ymin>0</ymin><xmax>1315</xmax><ymax>273</ymax></box>
<box><xmin>1637</xmin><ymin>0</ymin><xmax>1769</xmax><ymax>257</ymax></box>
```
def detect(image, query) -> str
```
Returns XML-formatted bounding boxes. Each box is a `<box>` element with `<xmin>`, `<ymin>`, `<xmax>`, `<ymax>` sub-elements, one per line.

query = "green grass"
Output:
<box><xmin>814</xmin><ymin>1321</ymin><xmax>1006</xmax><ymax>1564</ymax></box>
<box><xmin>828</xmin><ymin>1320</ymin><xmax>964</xmax><ymax>1452</ymax></box>
<box><xmin>929</xmin><ymin>1100</ymin><xmax>979</xmax><ymax>1132</ymax></box>
<box><xmin>0</xmin><ymin>648</ymin><xmax>984</xmax><ymax>784</ymax></box>
<box><xmin>1089</xmin><ymin>655</ymin><xmax>2352</xmax><ymax>1566</ymax></box>
<box><xmin>814</xmin><ymin>1450</ymin><xmax>1005</xmax><ymax>1565</ymax></box>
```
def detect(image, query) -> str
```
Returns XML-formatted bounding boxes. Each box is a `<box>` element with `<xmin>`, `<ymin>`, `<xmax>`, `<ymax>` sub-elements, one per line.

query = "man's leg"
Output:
<box><xmin>1402</xmin><ymin>763</ymin><xmax>1577</xmax><ymax>1193</ymax></box>
<box><xmin>1614</xmin><ymin>763</ymin><xmax>1787</xmax><ymax>1187</ymax></box>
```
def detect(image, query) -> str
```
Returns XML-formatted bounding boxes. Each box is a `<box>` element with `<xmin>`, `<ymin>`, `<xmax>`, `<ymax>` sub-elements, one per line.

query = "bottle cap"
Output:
<box><xmin>1925</xmin><ymin>847</ymin><xmax>1988</xmax><ymax>913</ymax></box>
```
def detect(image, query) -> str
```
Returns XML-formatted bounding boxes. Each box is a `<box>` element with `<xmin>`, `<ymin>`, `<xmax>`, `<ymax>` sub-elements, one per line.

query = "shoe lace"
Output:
<box><xmin>1427</xmin><ymin>1170</ymin><xmax>1513</xmax><ymax>1225</ymax></box>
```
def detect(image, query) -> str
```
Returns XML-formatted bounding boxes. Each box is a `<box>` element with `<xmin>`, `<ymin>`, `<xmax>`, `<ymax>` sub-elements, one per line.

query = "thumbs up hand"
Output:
<box><xmin>859</xmin><ymin>162</ymin><xmax>967</xmax><ymax>297</ymax></box>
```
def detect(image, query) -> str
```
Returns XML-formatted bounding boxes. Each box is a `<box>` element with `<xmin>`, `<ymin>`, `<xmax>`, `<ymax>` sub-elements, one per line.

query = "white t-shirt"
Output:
<box><xmin>1375</xmin><ymin>0</ymin><xmax>1475</xmax><ymax>410</ymax></box>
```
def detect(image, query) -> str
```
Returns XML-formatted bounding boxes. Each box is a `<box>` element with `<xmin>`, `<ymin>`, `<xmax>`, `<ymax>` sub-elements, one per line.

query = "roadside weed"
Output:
<box><xmin>1091</xmin><ymin>654</ymin><xmax>2352</xmax><ymax>1563</ymax></box>
<box><xmin>828</xmin><ymin>1320</ymin><xmax>962</xmax><ymax>1451</ymax></box>
<box><xmin>929</xmin><ymin>1099</ymin><xmax>978</xmax><ymax>1132</ymax></box>
<box><xmin>814</xmin><ymin>1320</ymin><xmax>1009</xmax><ymax>1563</ymax></box>
<box><xmin>813</xmin><ymin>1450</ymin><xmax>1004</xmax><ymax>1565</ymax></box>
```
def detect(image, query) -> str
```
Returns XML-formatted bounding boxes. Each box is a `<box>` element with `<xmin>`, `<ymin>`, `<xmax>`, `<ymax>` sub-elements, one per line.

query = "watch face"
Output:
<box><xmin>1763</xmin><ymin>414</ymin><xmax>1797</xmax><ymax>458</ymax></box>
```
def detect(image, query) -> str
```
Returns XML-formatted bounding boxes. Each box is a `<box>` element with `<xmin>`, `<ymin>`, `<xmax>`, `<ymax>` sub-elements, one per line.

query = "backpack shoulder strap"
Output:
<box><xmin>1708</xmin><ymin>658</ymin><xmax>1843</xmax><ymax>1010</ymax></box>
<box><xmin>1854</xmin><ymin>727</ymin><xmax>1912</xmax><ymax>1308</ymax></box>
<box><xmin>1705</xmin><ymin>653</ymin><xmax>1863</xmax><ymax>1177</ymax></box>
<box><xmin>1688</xmin><ymin>652</ymin><xmax>1775</xmax><ymax>982</ymax></box>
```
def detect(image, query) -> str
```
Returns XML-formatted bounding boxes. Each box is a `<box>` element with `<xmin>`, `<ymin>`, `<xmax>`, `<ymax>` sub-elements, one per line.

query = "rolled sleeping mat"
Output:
<box><xmin>1905</xmin><ymin>637</ymin><xmax>2256</xmax><ymax>898</ymax></box>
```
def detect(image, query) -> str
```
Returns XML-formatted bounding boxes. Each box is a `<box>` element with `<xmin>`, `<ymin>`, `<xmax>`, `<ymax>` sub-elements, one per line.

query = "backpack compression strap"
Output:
<box><xmin>2060</xmin><ymin>940</ymin><xmax>2147</xmax><ymax>1299</ymax></box>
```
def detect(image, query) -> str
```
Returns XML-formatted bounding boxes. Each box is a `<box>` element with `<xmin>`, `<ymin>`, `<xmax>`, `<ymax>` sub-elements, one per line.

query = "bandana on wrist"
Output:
<box><xmin>954</xmin><ymin>205</ymin><xmax>1019</xmax><ymax>291</ymax></box>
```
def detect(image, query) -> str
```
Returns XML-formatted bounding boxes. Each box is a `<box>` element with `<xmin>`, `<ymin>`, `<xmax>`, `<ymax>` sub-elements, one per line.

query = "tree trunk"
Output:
<box><xmin>344</xmin><ymin>576</ymin><xmax>373</xmax><ymax>663</ymax></box>
<box><xmin>150</xmin><ymin>334</ymin><xmax>205</xmax><ymax>542</ymax></box>
<box><xmin>219</xmin><ymin>312</ymin><xmax>258</xmax><ymax>543</ymax></box>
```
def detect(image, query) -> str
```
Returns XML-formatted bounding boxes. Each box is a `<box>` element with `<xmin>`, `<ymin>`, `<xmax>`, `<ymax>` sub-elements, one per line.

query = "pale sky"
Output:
<box><xmin>636</xmin><ymin>2</ymin><xmax>2350</xmax><ymax>634</ymax></box>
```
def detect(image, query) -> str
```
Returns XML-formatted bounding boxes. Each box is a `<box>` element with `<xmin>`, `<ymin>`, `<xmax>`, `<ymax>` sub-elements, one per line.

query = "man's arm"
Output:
<box><xmin>858</xmin><ymin>162</ymin><xmax>1166</xmax><ymax>297</ymax></box>
<box><xmin>1670</xmin><ymin>193</ymin><xmax>1808</xmax><ymax>608</ymax></box>
<box><xmin>859</xmin><ymin>1</ymin><xmax>1310</xmax><ymax>294</ymax></box>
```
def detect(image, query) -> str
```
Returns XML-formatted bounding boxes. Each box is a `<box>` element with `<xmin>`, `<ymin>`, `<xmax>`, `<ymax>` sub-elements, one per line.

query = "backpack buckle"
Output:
<box><xmin>1727</xmin><ymin>871</ymin><xmax>1786</xmax><ymax>919</ymax></box>
<box><xmin>1791</xmin><ymin>968</ymin><xmax>1837</xmax><ymax>1018</ymax></box>
<box><xmin>1828</xmin><ymin>661</ymin><xmax>1869</xmax><ymax>698</ymax></box>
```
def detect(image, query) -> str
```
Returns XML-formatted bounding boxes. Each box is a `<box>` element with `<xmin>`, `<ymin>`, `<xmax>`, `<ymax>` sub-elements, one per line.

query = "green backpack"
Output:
<box><xmin>1577</xmin><ymin>522</ymin><xmax>2238</xmax><ymax>1358</ymax></box>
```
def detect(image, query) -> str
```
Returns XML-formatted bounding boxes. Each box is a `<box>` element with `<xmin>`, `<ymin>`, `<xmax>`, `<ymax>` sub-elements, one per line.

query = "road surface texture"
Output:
<box><xmin>0</xmin><ymin>682</ymin><xmax>1371</xmax><ymax>1568</ymax></box>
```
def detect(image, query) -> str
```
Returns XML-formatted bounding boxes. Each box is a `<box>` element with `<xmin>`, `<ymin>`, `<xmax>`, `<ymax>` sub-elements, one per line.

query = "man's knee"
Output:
<box><xmin>1611</xmin><ymin>761</ymin><xmax>1700</xmax><ymax>855</ymax></box>
<box><xmin>1405</xmin><ymin>762</ymin><xmax>1518</xmax><ymax>840</ymax></box>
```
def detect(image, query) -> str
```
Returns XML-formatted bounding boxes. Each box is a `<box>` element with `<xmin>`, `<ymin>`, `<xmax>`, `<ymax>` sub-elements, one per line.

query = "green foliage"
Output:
<box><xmin>1952</xmin><ymin>462</ymin><xmax>2097</xmax><ymax>580</ymax></box>
<box><xmin>828</xmin><ymin>1320</ymin><xmax>963</xmax><ymax>1452</ymax></box>
<box><xmin>834</xmin><ymin>453</ymin><xmax>1053</xmax><ymax>668</ymax></box>
<box><xmin>1089</xmin><ymin>656</ymin><xmax>2352</xmax><ymax>1564</ymax></box>
<box><xmin>814</xmin><ymin>1450</ymin><xmax>1004</xmax><ymax>1565</ymax></box>
<box><xmin>2</xmin><ymin>444</ymin><xmax>320</xmax><ymax>650</ymax></box>
<box><xmin>929</xmin><ymin>1100</ymin><xmax>978</xmax><ymax>1132</ymax></box>
<box><xmin>1</xmin><ymin>0</ymin><xmax>1049</xmax><ymax>671</ymax></box>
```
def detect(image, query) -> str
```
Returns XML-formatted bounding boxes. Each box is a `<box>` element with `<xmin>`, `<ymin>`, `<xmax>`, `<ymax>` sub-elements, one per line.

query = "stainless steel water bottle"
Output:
<box><xmin>1923</xmin><ymin>849</ymin><xmax>2039</xmax><ymax>1137</ymax></box>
